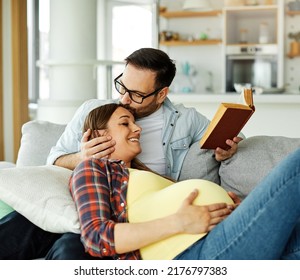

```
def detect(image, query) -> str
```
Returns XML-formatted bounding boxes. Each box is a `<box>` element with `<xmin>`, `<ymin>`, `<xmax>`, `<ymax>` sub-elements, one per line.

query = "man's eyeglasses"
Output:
<box><xmin>114</xmin><ymin>73</ymin><xmax>164</xmax><ymax>104</ymax></box>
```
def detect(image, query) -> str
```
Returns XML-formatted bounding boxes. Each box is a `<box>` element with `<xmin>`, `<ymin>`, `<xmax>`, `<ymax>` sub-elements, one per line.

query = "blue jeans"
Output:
<box><xmin>0</xmin><ymin>212</ymin><xmax>94</xmax><ymax>260</ymax></box>
<box><xmin>0</xmin><ymin>211</ymin><xmax>61</xmax><ymax>259</ymax></box>
<box><xmin>45</xmin><ymin>232</ymin><xmax>104</xmax><ymax>260</ymax></box>
<box><xmin>175</xmin><ymin>148</ymin><xmax>300</xmax><ymax>260</ymax></box>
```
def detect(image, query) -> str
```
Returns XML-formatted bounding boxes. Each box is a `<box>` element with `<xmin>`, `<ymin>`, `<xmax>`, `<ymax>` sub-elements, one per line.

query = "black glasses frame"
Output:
<box><xmin>114</xmin><ymin>73</ymin><xmax>164</xmax><ymax>104</ymax></box>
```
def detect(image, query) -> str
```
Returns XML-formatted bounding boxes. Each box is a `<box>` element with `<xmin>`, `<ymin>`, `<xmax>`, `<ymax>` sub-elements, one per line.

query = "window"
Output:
<box><xmin>27</xmin><ymin>0</ymin><xmax>158</xmax><ymax>104</ymax></box>
<box><xmin>105</xmin><ymin>0</ymin><xmax>158</xmax><ymax>99</ymax></box>
<box><xmin>27</xmin><ymin>0</ymin><xmax>50</xmax><ymax>104</ymax></box>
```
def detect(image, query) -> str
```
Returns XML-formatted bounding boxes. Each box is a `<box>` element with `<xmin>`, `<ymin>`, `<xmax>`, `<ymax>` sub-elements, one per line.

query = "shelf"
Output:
<box><xmin>287</xmin><ymin>53</ymin><xmax>300</xmax><ymax>58</ymax></box>
<box><xmin>224</xmin><ymin>5</ymin><xmax>278</xmax><ymax>12</ymax></box>
<box><xmin>160</xmin><ymin>10</ymin><xmax>222</xmax><ymax>19</ymax></box>
<box><xmin>286</xmin><ymin>10</ymin><xmax>300</xmax><ymax>16</ymax></box>
<box><xmin>160</xmin><ymin>39</ymin><xmax>222</xmax><ymax>46</ymax></box>
<box><xmin>226</xmin><ymin>43</ymin><xmax>277</xmax><ymax>46</ymax></box>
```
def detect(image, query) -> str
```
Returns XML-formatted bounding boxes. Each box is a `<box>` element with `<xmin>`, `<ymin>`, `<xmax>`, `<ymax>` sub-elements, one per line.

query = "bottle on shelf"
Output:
<box><xmin>239</xmin><ymin>29</ymin><xmax>248</xmax><ymax>44</ymax></box>
<box><xmin>263</xmin><ymin>0</ymin><xmax>273</xmax><ymax>5</ymax></box>
<box><xmin>259</xmin><ymin>22</ymin><xmax>269</xmax><ymax>44</ymax></box>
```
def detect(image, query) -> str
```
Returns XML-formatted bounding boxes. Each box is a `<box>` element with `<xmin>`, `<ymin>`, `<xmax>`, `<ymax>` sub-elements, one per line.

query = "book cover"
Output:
<box><xmin>200</xmin><ymin>88</ymin><xmax>255</xmax><ymax>150</ymax></box>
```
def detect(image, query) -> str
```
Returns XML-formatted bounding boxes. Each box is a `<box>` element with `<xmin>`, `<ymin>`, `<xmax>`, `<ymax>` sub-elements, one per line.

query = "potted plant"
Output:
<box><xmin>288</xmin><ymin>31</ymin><xmax>300</xmax><ymax>57</ymax></box>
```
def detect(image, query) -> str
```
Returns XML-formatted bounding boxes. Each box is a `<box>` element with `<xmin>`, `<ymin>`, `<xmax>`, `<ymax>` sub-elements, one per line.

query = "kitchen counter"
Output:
<box><xmin>168</xmin><ymin>92</ymin><xmax>300</xmax><ymax>138</ymax></box>
<box><xmin>169</xmin><ymin>93</ymin><xmax>300</xmax><ymax>104</ymax></box>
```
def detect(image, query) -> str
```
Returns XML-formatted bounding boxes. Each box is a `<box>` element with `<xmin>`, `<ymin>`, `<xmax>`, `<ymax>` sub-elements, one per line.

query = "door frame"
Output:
<box><xmin>11</xmin><ymin>0</ymin><xmax>29</xmax><ymax>161</ymax></box>
<box><xmin>0</xmin><ymin>0</ymin><xmax>4</xmax><ymax>160</ymax></box>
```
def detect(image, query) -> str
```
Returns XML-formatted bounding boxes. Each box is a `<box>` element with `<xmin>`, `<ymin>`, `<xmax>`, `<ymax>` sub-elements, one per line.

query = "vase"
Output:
<box><xmin>289</xmin><ymin>41</ymin><xmax>300</xmax><ymax>56</ymax></box>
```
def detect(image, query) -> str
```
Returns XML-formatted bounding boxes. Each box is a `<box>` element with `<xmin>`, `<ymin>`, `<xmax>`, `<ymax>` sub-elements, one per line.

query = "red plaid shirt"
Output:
<box><xmin>69</xmin><ymin>158</ymin><xmax>141</xmax><ymax>260</ymax></box>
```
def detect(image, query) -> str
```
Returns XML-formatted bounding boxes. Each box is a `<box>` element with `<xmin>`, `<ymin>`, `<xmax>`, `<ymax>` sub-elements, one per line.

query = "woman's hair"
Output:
<box><xmin>125</xmin><ymin>48</ymin><xmax>176</xmax><ymax>90</ymax></box>
<box><xmin>83</xmin><ymin>103</ymin><xmax>135</xmax><ymax>139</ymax></box>
<box><xmin>83</xmin><ymin>103</ymin><xmax>175</xmax><ymax>181</ymax></box>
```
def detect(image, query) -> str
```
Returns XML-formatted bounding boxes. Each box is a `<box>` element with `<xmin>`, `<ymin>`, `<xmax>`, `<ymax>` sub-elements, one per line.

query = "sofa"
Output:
<box><xmin>0</xmin><ymin>120</ymin><xmax>300</xmax><ymax>234</ymax></box>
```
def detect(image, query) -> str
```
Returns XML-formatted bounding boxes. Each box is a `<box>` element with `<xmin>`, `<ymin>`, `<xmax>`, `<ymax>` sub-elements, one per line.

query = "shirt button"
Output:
<box><xmin>120</xmin><ymin>202</ymin><xmax>125</xmax><ymax>207</ymax></box>
<box><xmin>102</xmin><ymin>248</ymin><xmax>107</xmax><ymax>254</ymax></box>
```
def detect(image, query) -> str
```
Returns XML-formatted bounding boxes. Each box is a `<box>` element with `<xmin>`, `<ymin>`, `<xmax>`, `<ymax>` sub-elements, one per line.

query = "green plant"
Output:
<box><xmin>288</xmin><ymin>31</ymin><xmax>300</xmax><ymax>42</ymax></box>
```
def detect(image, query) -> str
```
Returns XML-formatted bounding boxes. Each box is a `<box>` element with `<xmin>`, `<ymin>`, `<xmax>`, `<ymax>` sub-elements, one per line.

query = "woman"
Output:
<box><xmin>70</xmin><ymin>103</ymin><xmax>300</xmax><ymax>260</ymax></box>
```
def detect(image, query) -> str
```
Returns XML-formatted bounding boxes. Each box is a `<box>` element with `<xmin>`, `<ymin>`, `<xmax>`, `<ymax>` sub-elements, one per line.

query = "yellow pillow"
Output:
<box><xmin>127</xmin><ymin>169</ymin><xmax>233</xmax><ymax>260</ymax></box>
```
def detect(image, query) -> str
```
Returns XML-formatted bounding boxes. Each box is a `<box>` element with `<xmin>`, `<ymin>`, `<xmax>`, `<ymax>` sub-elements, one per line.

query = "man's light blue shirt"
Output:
<box><xmin>47</xmin><ymin>97</ymin><xmax>210</xmax><ymax>180</ymax></box>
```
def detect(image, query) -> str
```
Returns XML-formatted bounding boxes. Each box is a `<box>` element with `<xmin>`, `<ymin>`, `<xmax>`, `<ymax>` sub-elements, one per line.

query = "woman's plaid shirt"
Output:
<box><xmin>69</xmin><ymin>158</ymin><xmax>141</xmax><ymax>260</ymax></box>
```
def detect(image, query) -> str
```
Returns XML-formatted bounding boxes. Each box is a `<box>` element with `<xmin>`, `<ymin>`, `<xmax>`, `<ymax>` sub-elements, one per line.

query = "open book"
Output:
<box><xmin>199</xmin><ymin>88</ymin><xmax>255</xmax><ymax>150</ymax></box>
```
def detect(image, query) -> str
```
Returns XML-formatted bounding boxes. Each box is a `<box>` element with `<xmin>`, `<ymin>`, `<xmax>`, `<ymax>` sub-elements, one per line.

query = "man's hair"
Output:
<box><xmin>125</xmin><ymin>48</ymin><xmax>176</xmax><ymax>89</ymax></box>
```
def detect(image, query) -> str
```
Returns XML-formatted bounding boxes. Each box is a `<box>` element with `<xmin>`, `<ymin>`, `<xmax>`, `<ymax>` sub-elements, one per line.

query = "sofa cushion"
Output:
<box><xmin>0</xmin><ymin>162</ymin><xmax>16</xmax><ymax>169</ymax></box>
<box><xmin>16</xmin><ymin>120</ymin><xmax>66</xmax><ymax>167</ymax></box>
<box><xmin>179</xmin><ymin>142</ymin><xmax>220</xmax><ymax>185</ymax></box>
<box><xmin>219</xmin><ymin>136</ymin><xmax>300</xmax><ymax>199</ymax></box>
<box><xmin>0</xmin><ymin>165</ymin><xmax>79</xmax><ymax>233</ymax></box>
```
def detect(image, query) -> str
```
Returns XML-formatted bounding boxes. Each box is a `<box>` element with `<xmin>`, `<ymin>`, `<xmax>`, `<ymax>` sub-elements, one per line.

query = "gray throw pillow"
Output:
<box><xmin>219</xmin><ymin>136</ymin><xmax>300</xmax><ymax>199</ymax></box>
<box><xmin>16</xmin><ymin>120</ymin><xmax>66</xmax><ymax>167</ymax></box>
<box><xmin>179</xmin><ymin>142</ymin><xmax>221</xmax><ymax>185</ymax></box>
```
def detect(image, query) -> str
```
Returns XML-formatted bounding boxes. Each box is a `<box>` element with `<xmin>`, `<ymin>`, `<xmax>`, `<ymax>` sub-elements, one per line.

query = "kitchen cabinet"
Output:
<box><xmin>159</xmin><ymin>10</ymin><xmax>223</xmax><ymax>46</ymax></box>
<box><xmin>224</xmin><ymin>5</ymin><xmax>279</xmax><ymax>45</ymax></box>
<box><xmin>158</xmin><ymin>1</ymin><xmax>300</xmax><ymax>94</ymax></box>
<box><xmin>223</xmin><ymin>3</ymin><xmax>284</xmax><ymax>92</ymax></box>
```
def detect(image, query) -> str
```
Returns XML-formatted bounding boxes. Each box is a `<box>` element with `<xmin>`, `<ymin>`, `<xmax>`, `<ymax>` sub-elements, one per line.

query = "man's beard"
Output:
<box><xmin>134</xmin><ymin>102</ymin><xmax>162</xmax><ymax>119</ymax></box>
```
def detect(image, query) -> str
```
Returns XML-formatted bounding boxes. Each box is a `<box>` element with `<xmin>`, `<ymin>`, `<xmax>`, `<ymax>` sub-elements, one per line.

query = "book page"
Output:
<box><xmin>237</xmin><ymin>88</ymin><xmax>254</xmax><ymax>108</ymax></box>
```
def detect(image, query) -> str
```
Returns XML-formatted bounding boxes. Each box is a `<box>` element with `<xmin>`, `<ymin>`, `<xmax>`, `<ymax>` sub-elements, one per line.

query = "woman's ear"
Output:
<box><xmin>157</xmin><ymin>87</ymin><xmax>169</xmax><ymax>104</ymax></box>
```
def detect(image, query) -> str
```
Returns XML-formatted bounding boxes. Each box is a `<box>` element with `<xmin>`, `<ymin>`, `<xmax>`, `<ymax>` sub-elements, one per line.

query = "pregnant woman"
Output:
<box><xmin>69</xmin><ymin>103</ymin><xmax>300</xmax><ymax>260</ymax></box>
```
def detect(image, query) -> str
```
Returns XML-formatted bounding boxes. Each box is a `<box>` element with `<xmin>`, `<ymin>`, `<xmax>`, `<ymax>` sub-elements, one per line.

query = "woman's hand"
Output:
<box><xmin>80</xmin><ymin>129</ymin><xmax>116</xmax><ymax>160</ymax></box>
<box><xmin>177</xmin><ymin>189</ymin><xmax>233</xmax><ymax>235</ymax></box>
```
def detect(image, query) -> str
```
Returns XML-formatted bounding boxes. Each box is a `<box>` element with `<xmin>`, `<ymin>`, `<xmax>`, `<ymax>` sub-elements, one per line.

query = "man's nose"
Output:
<box><xmin>120</xmin><ymin>92</ymin><xmax>131</xmax><ymax>105</ymax></box>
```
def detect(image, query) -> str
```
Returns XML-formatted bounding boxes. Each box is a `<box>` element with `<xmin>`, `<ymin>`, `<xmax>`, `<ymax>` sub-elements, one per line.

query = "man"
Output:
<box><xmin>47</xmin><ymin>48</ymin><xmax>240</xmax><ymax>176</ymax></box>
<box><xmin>0</xmin><ymin>48</ymin><xmax>241</xmax><ymax>260</ymax></box>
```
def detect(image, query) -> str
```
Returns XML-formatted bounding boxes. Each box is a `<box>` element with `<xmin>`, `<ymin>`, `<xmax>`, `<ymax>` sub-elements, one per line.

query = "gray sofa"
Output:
<box><xmin>1</xmin><ymin>120</ymin><xmax>300</xmax><ymax>221</ymax></box>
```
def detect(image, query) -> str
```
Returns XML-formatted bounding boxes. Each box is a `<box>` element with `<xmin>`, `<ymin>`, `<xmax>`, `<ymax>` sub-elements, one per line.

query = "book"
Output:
<box><xmin>199</xmin><ymin>88</ymin><xmax>255</xmax><ymax>150</ymax></box>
